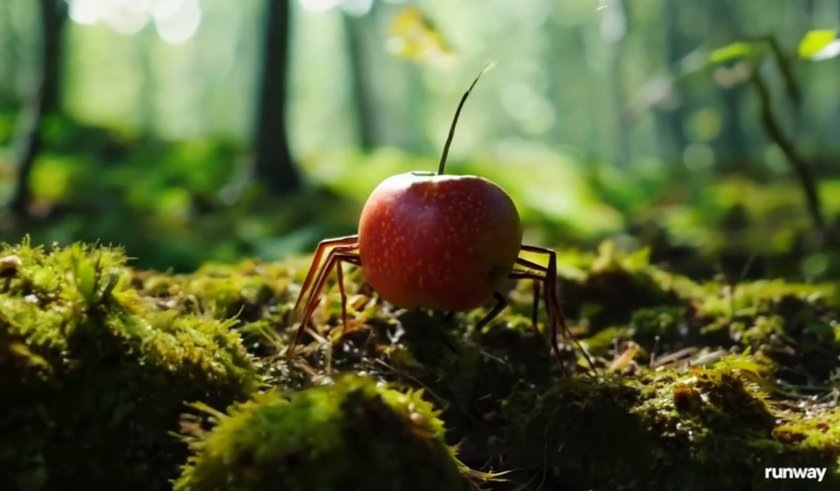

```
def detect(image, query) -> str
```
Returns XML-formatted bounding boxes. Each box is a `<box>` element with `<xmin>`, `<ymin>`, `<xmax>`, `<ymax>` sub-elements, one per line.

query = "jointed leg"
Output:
<box><xmin>515</xmin><ymin>254</ymin><xmax>562</xmax><ymax>361</ymax></box>
<box><xmin>292</xmin><ymin>251</ymin><xmax>359</xmax><ymax>351</ymax></box>
<box><xmin>335</xmin><ymin>254</ymin><xmax>361</xmax><ymax>339</ymax></box>
<box><xmin>516</xmin><ymin>247</ymin><xmax>595</xmax><ymax>371</ymax></box>
<box><xmin>293</xmin><ymin>235</ymin><xmax>359</xmax><ymax>317</ymax></box>
<box><xmin>297</xmin><ymin>244</ymin><xmax>358</xmax><ymax>325</ymax></box>
<box><xmin>475</xmin><ymin>291</ymin><xmax>508</xmax><ymax>331</ymax></box>
<box><xmin>336</xmin><ymin>259</ymin><xmax>348</xmax><ymax>337</ymax></box>
<box><xmin>510</xmin><ymin>268</ymin><xmax>558</xmax><ymax>354</ymax></box>
<box><xmin>520</xmin><ymin>246</ymin><xmax>595</xmax><ymax>371</ymax></box>
<box><xmin>296</xmin><ymin>248</ymin><xmax>358</xmax><ymax>336</ymax></box>
<box><xmin>290</xmin><ymin>244</ymin><xmax>360</xmax><ymax>354</ymax></box>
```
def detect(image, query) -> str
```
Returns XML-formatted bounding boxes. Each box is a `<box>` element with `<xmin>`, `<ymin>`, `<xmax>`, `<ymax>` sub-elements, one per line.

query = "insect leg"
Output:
<box><xmin>336</xmin><ymin>257</ymin><xmax>348</xmax><ymax>338</ymax></box>
<box><xmin>510</xmin><ymin>268</ymin><xmax>558</xmax><ymax>357</ymax></box>
<box><xmin>516</xmin><ymin>247</ymin><xmax>596</xmax><ymax>372</ymax></box>
<box><xmin>297</xmin><ymin>246</ymin><xmax>359</xmax><ymax>337</ymax></box>
<box><xmin>334</xmin><ymin>252</ymin><xmax>361</xmax><ymax>339</ymax></box>
<box><xmin>289</xmin><ymin>245</ymin><xmax>359</xmax><ymax>355</ymax></box>
<box><xmin>515</xmin><ymin>255</ymin><xmax>562</xmax><ymax>360</ymax></box>
<box><xmin>293</xmin><ymin>235</ymin><xmax>359</xmax><ymax>318</ymax></box>
<box><xmin>475</xmin><ymin>291</ymin><xmax>508</xmax><ymax>331</ymax></box>
<box><xmin>295</xmin><ymin>242</ymin><xmax>359</xmax><ymax>325</ymax></box>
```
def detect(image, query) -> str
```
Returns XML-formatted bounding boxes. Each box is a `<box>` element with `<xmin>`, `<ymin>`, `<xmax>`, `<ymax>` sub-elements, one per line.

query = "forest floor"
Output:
<box><xmin>1</xmin><ymin>239</ymin><xmax>839</xmax><ymax>490</ymax></box>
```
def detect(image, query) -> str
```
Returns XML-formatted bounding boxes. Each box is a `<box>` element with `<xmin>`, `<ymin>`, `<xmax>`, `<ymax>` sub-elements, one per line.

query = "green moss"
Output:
<box><xmin>558</xmin><ymin>242</ymin><xmax>688</xmax><ymax>332</ymax></box>
<box><xmin>133</xmin><ymin>259</ymin><xmax>293</xmax><ymax>319</ymax></box>
<box><xmin>627</xmin><ymin>305</ymin><xmax>685</xmax><ymax>347</ymax></box>
<box><xmin>504</xmin><ymin>358</ymin><xmax>840</xmax><ymax>490</ymax></box>
<box><xmin>175</xmin><ymin>376</ymin><xmax>469</xmax><ymax>491</ymax></box>
<box><xmin>131</xmin><ymin>258</ymin><xmax>296</xmax><ymax>360</ymax></box>
<box><xmin>5</xmin><ymin>235</ymin><xmax>839</xmax><ymax>490</ymax></box>
<box><xmin>563</xmin><ymin>244</ymin><xmax>840</xmax><ymax>385</ymax></box>
<box><xmin>698</xmin><ymin>280</ymin><xmax>840</xmax><ymax>383</ymax></box>
<box><xmin>504</xmin><ymin>376</ymin><xmax>653</xmax><ymax>489</ymax></box>
<box><xmin>0</xmin><ymin>240</ymin><xmax>260</xmax><ymax>489</ymax></box>
<box><xmin>775</xmin><ymin>407</ymin><xmax>840</xmax><ymax>454</ymax></box>
<box><xmin>696</xmin><ymin>279</ymin><xmax>838</xmax><ymax>320</ymax></box>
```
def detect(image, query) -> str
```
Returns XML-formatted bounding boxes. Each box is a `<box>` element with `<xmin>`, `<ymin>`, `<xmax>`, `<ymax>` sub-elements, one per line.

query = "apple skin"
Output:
<box><xmin>358</xmin><ymin>171</ymin><xmax>522</xmax><ymax>312</ymax></box>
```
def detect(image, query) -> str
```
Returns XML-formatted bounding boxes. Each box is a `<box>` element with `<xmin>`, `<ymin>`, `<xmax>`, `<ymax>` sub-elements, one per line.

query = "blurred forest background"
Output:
<box><xmin>0</xmin><ymin>0</ymin><xmax>839</xmax><ymax>280</ymax></box>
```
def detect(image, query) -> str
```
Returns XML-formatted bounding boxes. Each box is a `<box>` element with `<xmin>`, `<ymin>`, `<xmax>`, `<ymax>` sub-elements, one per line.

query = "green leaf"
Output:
<box><xmin>709</xmin><ymin>42</ymin><xmax>754</xmax><ymax>64</ymax></box>
<box><xmin>798</xmin><ymin>29</ymin><xmax>838</xmax><ymax>60</ymax></box>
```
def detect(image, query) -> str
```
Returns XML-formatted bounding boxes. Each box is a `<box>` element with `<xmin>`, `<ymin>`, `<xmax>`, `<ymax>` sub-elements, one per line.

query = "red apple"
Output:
<box><xmin>291</xmin><ymin>66</ymin><xmax>594</xmax><ymax>371</ymax></box>
<box><xmin>358</xmin><ymin>171</ymin><xmax>522</xmax><ymax>312</ymax></box>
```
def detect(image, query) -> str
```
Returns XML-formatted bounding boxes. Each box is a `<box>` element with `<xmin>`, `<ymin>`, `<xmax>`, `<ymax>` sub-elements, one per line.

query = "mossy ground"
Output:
<box><xmin>0</xmin><ymin>240</ymin><xmax>260</xmax><ymax>490</ymax></box>
<box><xmin>175</xmin><ymin>376</ymin><xmax>468</xmax><ymax>491</ymax></box>
<box><xmin>2</xmin><ymin>239</ymin><xmax>838</xmax><ymax>490</ymax></box>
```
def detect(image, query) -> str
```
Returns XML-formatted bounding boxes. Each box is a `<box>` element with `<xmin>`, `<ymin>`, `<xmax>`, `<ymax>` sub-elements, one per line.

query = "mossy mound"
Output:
<box><xmin>504</xmin><ymin>359</ymin><xmax>840</xmax><ymax>490</ymax></box>
<box><xmin>556</xmin><ymin>242</ymin><xmax>689</xmax><ymax>331</ymax></box>
<box><xmin>133</xmin><ymin>259</ymin><xmax>294</xmax><ymax>324</ymax></box>
<box><xmin>569</xmin><ymin>243</ymin><xmax>840</xmax><ymax>384</ymax></box>
<box><xmin>132</xmin><ymin>259</ymin><xmax>296</xmax><ymax>360</ymax></box>
<box><xmin>0</xmin><ymin>241</ymin><xmax>260</xmax><ymax>489</ymax></box>
<box><xmin>175</xmin><ymin>375</ymin><xmax>469</xmax><ymax>491</ymax></box>
<box><xmin>695</xmin><ymin>279</ymin><xmax>840</xmax><ymax>383</ymax></box>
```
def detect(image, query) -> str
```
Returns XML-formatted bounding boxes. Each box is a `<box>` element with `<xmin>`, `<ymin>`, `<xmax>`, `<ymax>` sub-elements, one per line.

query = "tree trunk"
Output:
<box><xmin>654</xmin><ymin>0</ymin><xmax>688</xmax><ymax>167</ymax></box>
<box><xmin>136</xmin><ymin>27</ymin><xmax>157</xmax><ymax>135</ymax></box>
<box><xmin>711</xmin><ymin>0</ymin><xmax>750</xmax><ymax>171</ymax></box>
<box><xmin>253</xmin><ymin>0</ymin><xmax>301</xmax><ymax>194</ymax></box>
<box><xmin>0</xmin><ymin>1</ymin><xmax>14</xmax><ymax>104</ymax></box>
<box><xmin>342</xmin><ymin>12</ymin><xmax>377</xmax><ymax>150</ymax></box>
<box><xmin>605</xmin><ymin>0</ymin><xmax>631</xmax><ymax>167</ymax></box>
<box><xmin>9</xmin><ymin>0</ymin><xmax>66</xmax><ymax>216</ymax></box>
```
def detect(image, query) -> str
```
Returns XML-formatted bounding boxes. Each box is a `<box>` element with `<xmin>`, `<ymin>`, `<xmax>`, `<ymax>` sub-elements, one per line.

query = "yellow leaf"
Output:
<box><xmin>798</xmin><ymin>29</ymin><xmax>840</xmax><ymax>60</ymax></box>
<box><xmin>386</xmin><ymin>6</ymin><xmax>456</xmax><ymax>66</ymax></box>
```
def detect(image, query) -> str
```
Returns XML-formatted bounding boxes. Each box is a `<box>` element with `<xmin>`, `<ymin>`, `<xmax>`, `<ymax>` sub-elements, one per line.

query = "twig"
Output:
<box><xmin>751</xmin><ymin>70</ymin><xmax>825</xmax><ymax>234</ymax></box>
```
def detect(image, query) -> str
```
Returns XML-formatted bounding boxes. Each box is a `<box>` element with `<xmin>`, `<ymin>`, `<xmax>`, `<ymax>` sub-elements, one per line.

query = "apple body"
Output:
<box><xmin>358</xmin><ymin>171</ymin><xmax>522</xmax><ymax>312</ymax></box>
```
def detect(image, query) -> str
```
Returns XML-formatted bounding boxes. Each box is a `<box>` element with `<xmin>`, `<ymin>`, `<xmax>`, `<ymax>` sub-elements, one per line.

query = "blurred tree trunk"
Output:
<box><xmin>573</xmin><ymin>25</ymin><xmax>601</xmax><ymax>159</ymax></box>
<box><xmin>137</xmin><ymin>27</ymin><xmax>157</xmax><ymax>135</ymax></box>
<box><xmin>253</xmin><ymin>0</ymin><xmax>300</xmax><ymax>194</ymax></box>
<box><xmin>9</xmin><ymin>0</ymin><xmax>67</xmax><ymax>216</ymax></box>
<box><xmin>716</xmin><ymin>84</ymin><xmax>749</xmax><ymax>169</ymax></box>
<box><xmin>342</xmin><ymin>12</ymin><xmax>377</xmax><ymax>150</ymax></box>
<box><xmin>0</xmin><ymin>1</ymin><xmax>14</xmax><ymax>104</ymax></box>
<box><xmin>603</xmin><ymin>0</ymin><xmax>631</xmax><ymax>167</ymax></box>
<box><xmin>653</xmin><ymin>0</ymin><xmax>688</xmax><ymax>167</ymax></box>
<box><xmin>403</xmin><ymin>64</ymin><xmax>429</xmax><ymax>154</ymax></box>
<box><xmin>711</xmin><ymin>0</ymin><xmax>749</xmax><ymax>171</ymax></box>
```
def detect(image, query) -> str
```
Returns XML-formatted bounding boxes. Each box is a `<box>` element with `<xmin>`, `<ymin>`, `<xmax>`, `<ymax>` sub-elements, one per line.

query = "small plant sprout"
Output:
<box><xmin>290</xmin><ymin>65</ymin><xmax>594</xmax><ymax>370</ymax></box>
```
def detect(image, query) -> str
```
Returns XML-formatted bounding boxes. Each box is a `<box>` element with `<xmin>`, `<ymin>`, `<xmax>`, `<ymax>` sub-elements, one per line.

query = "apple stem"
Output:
<box><xmin>437</xmin><ymin>61</ymin><xmax>495</xmax><ymax>176</ymax></box>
